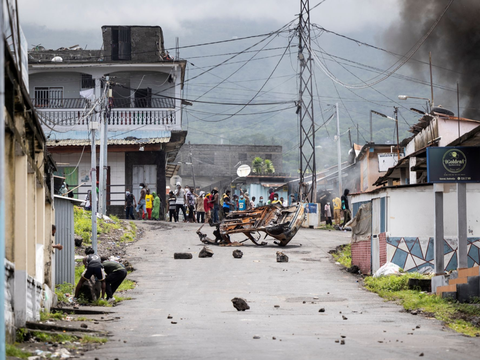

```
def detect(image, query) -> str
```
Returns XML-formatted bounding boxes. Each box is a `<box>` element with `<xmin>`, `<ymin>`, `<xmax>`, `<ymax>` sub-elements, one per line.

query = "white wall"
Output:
<box><xmin>51</xmin><ymin>151</ymin><xmax>125</xmax><ymax>204</ymax></box>
<box><xmin>29</xmin><ymin>72</ymin><xmax>83</xmax><ymax>98</ymax></box>
<box><xmin>438</xmin><ymin>119</ymin><xmax>479</xmax><ymax>147</ymax></box>
<box><xmin>354</xmin><ymin>183</ymin><xmax>480</xmax><ymax>239</ymax></box>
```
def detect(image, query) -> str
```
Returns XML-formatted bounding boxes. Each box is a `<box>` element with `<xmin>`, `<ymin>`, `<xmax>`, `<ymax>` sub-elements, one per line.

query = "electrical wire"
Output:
<box><xmin>309</xmin><ymin>0</ymin><xmax>454</xmax><ymax>90</ymax></box>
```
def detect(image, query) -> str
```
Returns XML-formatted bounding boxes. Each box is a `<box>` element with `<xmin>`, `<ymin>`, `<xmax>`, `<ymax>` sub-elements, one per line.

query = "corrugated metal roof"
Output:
<box><xmin>47</xmin><ymin>137</ymin><xmax>170</xmax><ymax>147</ymax></box>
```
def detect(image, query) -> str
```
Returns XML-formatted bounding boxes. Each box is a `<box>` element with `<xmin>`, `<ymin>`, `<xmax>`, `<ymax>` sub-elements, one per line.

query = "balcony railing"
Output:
<box><xmin>34</xmin><ymin>97</ymin><xmax>180</xmax><ymax>131</ymax></box>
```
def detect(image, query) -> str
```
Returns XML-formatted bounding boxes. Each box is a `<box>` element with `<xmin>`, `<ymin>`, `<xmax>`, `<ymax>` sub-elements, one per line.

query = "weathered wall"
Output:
<box><xmin>176</xmin><ymin>144</ymin><xmax>283</xmax><ymax>179</ymax></box>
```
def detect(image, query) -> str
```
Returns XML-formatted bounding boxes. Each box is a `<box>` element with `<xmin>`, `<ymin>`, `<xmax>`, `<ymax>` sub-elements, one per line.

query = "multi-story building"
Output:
<box><xmin>28</xmin><ymin>26</ymin><xmax>187</xmax><ymax>216</ymax></box>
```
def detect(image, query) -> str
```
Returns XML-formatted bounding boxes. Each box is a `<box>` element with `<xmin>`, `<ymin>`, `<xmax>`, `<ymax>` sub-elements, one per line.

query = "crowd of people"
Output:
<box><xmin>164</xmin><ymin>183</ymin><xmax>289</xmax><ymax>224</ymax></box>
<box><xmin>124</xmin><ymin>183</ymin><xmax>161</xmax><ymax>221</ymax></box>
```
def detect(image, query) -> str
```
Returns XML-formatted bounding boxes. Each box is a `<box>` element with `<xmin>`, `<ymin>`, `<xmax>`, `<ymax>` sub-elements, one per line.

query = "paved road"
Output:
<box><xmin>85</xmin><ymin>222</ymin><xmax>479</xmax><ymax>360</ymax></box>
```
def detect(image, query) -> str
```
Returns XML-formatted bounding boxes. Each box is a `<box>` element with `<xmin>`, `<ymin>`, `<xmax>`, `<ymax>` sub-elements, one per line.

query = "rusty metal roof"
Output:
<box><xmin>47</xmin><ymin>137</ymin><xmax>170</xmax><ymax>147</ymax></box>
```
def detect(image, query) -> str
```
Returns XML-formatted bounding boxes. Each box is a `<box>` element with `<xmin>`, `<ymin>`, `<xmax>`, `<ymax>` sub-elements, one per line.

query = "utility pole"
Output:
<box><xmin>99</xmin><ymin>78</ymin><xmax>105</xmax><ymax>216</ymax></box>
<box><xmin>369</xmin><ymin>110</ymin><xmax>373</xmax><ymax>143</ymax></box>
<box><xmin>298</xmin><ymin>0</ymin><xmax>316</xmax><ymax>203</ymax></box>
<box><xmin>188</xmin><ymin>141</ymin><xmax>196</xmax><ymax>192</ymax></box>
<box><xmin>90</xmin><ymin>121</ymin><xmax>98</xmax><ymax>253</ymax></box>
<box><xmin>336</xmin><ymin>103</ymin><xmax>342</xmax><ymax>198</ymax></box>
<box><xmin>99</xmin><ymin>76</ymin><xmax>111</xmax><ymax>214</ymax></box>
<box><xmin>394</xmin><ymin>106</ymin><xmax>400</xmax><ymax>160</ymax></box>
<box><xmin>91</xmin><ymin>77</ymin><xmax>101</xmax><ymax>253</ymax></box>
<box><xmin>356</xmin><ymin>123</ymin><xmax>359</xmax><ymax>145</ymax></box>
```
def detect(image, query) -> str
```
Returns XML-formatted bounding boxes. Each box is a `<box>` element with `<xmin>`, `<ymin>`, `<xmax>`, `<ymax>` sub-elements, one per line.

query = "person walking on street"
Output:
<box><xmin>151</xmin><ymin>192</ymin><xmax>160</xmax><ymax>220</ymax></box>
<box><xmin>324</xmin><ymin>202</ymin><xmax>332</xmax><ymax>226</ymax></box>
<box><xmin>196</xmin><ymin>191</ymin><xmax>206</xmax><ymax>223</ymax></box>
<box><xmin>145</xmin><ymin>189</ymin><xmax>153</xmax><ymax>220</ymax></box>
<box><xmin>168</xmin><ymin>191</ymin><xmax>177</xmax><ymax>222</ymax></box>
<box><xmin>185</xmin><ymin>187</ymin><xmax>196</xmax><ymax>223</ymax></box>
<box><xmin>332</xmin><ymin>196</ymin><xmax>341</xmax><ymax>225</ymax></box>
<box><xmin>210</xmin><ymin>188</ymin><xmax>220</xmax><ymax>223</ymax></box>
<box><xmin>174</xmin><ymin>182</ymin><xmax>187</xmax><ymax>222</ymax></box>
<box><xmin>136</xmin><ymin>183</ymin><xmax>147</xmax><ymax>219</ymax></box>
<box><xmin>204</xmin><ymin>192</ymin><xmax>213</xmax><ymax>223</ymax></box>
<box><xmin>125</xmin><ymin>189</ymin><xmax>136</xmax><ymax>220</ymax></box>
<box><xmin>341</xmin><ymin>189</ymin><xmax>351</xmax><ymax>228</ymax></box>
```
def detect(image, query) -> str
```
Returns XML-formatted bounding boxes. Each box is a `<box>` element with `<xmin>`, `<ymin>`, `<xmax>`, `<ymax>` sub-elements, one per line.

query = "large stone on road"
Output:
<box><xmin>231</xmin><ymin>297</ymin><xmax>250</xmax><ymax>311</ymax></box>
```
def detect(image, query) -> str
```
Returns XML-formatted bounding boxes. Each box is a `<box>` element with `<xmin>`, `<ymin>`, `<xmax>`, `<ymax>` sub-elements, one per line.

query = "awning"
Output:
<box><xmin>261</xmin><ymin>182</ymin><xmax>287</xmax><ymax>189</ymax></box>
<box><xmin>47</xmin><ymin>137</ymin><xmax>170</xmax><ymax>147</ymax></box>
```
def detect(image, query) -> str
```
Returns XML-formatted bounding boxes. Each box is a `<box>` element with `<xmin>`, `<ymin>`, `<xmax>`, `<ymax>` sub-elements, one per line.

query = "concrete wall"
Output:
<box><xmin>351</xmin><ymin>184</ymin><xmax>480</xmax><ymax>273</ymax></box>
<box><xmin>51</xmin><ymin>151</ymin><xmax>125</xmax><ymax>205</ymax></box>
<box><xmin>176</xmin><ymin>144</ymin><xmax>283</xmax><ymax>183</ymax></box>
<box><xmin>29</xmin><ymin>72</ymin><xmax>83</xmax><ymax>98</ymax></box>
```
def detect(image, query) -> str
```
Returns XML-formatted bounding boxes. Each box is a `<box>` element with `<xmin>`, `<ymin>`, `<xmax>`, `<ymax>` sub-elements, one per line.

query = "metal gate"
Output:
<box><xmin>132</xmin><ymin>165</ymin><xmax>157</xmax><ymax>201</ymax></box>
<box><xmin>54</xmin><ymin>197</ymin><xmax>75</xmax><ymax>286</ymax></box>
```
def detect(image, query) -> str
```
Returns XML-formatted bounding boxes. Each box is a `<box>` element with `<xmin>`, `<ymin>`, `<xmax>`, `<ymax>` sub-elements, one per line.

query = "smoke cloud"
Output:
<box><xmin>385</xmin><ymin>0</ymin><xmax>480</xmax><ymax>119</ymax></box>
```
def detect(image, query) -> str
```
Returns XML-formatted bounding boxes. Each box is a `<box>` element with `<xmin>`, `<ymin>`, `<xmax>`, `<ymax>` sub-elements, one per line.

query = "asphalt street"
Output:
<box><xmin>84</xmin><ymin>222</ymin><xmax>480</xmax><ymax>360</ymax></box>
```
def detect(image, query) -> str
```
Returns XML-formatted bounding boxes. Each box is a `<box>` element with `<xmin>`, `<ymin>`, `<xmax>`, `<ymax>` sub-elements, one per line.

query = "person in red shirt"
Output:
<box><xmin>268</xmin><ymin>188</ymin><xmax>275</xmax><ymax>202</ymax></box>
<box><xmin>204</xmin><ymin>192</ymin><xmax>213</xmax><ymax>223</ymax></box>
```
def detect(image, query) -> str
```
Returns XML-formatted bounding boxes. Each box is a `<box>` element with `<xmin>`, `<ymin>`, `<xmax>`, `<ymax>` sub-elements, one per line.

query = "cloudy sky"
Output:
<box><xmin>20</xmin><ymin>0</ymin><xmax>401</xmax><ymax>49</ymax></box>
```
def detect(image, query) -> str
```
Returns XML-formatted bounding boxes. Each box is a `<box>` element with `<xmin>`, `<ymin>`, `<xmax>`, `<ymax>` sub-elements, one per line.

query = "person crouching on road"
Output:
<box><xmin>101</xmin><ymin>257</ymin><xmax>128</xmax><ymax>301</ymax></box>
<box><xmin>74</xmin><ymin>247</ymin><xmax>106</xmax><ymax>300</ymax></box>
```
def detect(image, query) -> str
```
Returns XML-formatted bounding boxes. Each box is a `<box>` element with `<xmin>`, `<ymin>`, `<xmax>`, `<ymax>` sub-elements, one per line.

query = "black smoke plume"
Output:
<box><xmin>385</xmin><ymin>0</ymin><xmax>480</xmax><ymax>119</ymax></box>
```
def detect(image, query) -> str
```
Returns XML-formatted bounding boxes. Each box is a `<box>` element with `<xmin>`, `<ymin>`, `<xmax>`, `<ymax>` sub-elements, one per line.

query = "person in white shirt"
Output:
<box><xmin>281</xmin><ymin>197</ymin><xmax>288</xmax><ymax>207</ymax></box>
<box><xmin>174</xmin><ymin>182</ymin><xmax>187</xmax><ymax>222</ymax></box>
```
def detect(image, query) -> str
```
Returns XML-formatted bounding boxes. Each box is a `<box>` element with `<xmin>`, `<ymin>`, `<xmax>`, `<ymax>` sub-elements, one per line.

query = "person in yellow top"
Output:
<box><xmin>332</xmin><ymin>197</ymin><xmax>341</xmax><ymax>225</ymax></box>
<box><xmin>271</xmin><ymin>193</ymin><xmax>282</xmax><ymax>205</ymax></box>
<box><xmin>144</xmin><ymin>189</ymin><xmax>153</xmax><ymax>220</ymax></box>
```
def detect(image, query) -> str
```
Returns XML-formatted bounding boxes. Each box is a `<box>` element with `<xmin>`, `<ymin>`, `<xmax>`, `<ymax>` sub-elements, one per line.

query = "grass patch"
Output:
<box><xmin>32</xmin><ymin>331</ymin><xmax>77</xmax><ymax>343</ymax></box>
<box><xmin>40</xmin><ymin>311</ymin><xmax>65</xmax><ymax>322</ymax></box>
<box><xmin>332</xmin><ymin>244</ymin><xmax>352</xmax><ymax>268</ymax></box>
<box><xmin>364</xmin><ymin>274</ymin><xmax>480</xmax><ymax>337</ymax></box>
<box><xmin>55</xmin><ymin>282</ymin><xmax>74</xmax><ymax>303</ymax></box>
<box><xmin>318</xmin><ymin>224</ymin><xmax>336</xmax><ymax>230</ymax></box>
<box><xmin>74</xmin><ymin>206</ymin><xmax>128</xmax><ymax>245</ymax></box>
<box><xmin>6</xmin><ymin>344</ymin><xmax>31</xmax><ymax>359</ymax></box>
<box><xmin>117</xmin><ymin>278</ymin><xmax>136</xmax><ymax>292</ymax></box>
<box><xmin>74</xmin><ymin>316</ymin><xmax>93</xmax><ymax>322</ymax></box>
<box><xmin>81</xmin><ymin>335</ymin><xmax>108</xmax><ymax>344</ymax></box>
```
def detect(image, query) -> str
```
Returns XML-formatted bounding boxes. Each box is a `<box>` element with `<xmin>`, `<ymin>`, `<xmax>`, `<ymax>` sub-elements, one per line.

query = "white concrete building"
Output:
<box><xmin>28</xmin><ymin>26</ymin><xmax>187</xmax><ymax>216</ymax></box>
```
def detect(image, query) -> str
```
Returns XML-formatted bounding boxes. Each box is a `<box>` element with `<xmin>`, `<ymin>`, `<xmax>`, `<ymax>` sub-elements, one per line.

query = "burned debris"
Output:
<box><xmin>196</xmin><ymin>203</ymin><xmax>305</xmax><ymax>247</ymax></box>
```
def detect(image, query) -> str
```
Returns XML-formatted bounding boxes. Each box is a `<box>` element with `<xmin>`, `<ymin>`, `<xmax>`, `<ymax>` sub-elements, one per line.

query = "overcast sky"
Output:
<box><xmin>20</xmin><ymin>0</ymin><xmax>401</xmax><ymax>49</ymax></box>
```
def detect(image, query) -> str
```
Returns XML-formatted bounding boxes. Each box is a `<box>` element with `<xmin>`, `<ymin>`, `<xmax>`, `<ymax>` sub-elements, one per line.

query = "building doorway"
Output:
<box><xmin>132</xmin><ymin>165</ymin><xmax>157</xmax><ymax>201</ymax></box>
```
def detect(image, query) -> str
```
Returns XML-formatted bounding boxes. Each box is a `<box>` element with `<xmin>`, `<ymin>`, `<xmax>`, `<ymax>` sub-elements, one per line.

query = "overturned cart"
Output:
<box><xmin>197</xmin><ymin>203</ymin><xmax>305</xmax><ymax>246</ymax></box>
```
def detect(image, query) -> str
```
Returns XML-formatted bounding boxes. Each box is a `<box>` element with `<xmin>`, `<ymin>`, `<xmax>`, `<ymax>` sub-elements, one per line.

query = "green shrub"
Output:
<box><xmin>6</xmin><ymin>344</ymin><xmax>31</xmax><ymax>359</ymax></box>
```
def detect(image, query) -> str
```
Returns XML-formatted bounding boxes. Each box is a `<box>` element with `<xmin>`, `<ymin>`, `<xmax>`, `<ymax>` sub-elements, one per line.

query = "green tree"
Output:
<box><xmin>252</xmin><ymin>157</ymin><xmax>264</xmax><ymax>174</ymax></box>
<box><xmin>264</xmin><ymin>159</ymin><xmax>275</xmax><ymax>174</ymax></box>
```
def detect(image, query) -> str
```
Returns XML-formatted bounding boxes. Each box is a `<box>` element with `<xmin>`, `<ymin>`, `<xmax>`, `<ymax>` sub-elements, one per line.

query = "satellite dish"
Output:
<box><xmin>237</xmin><ymin>164</ymin><xmax>251</xmax><ymax>177</ymax></box>
<box><xmin>170</xmin><ymin>175</ymin><xmax>182</xmax><ymax>188</ymax></box>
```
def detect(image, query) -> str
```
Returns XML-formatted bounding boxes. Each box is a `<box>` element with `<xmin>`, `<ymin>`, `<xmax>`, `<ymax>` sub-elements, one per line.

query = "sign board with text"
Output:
<box><xmin>427</xmin><ymin>147</ymin><xmax>480</xmax><ymax>183</ymax></box>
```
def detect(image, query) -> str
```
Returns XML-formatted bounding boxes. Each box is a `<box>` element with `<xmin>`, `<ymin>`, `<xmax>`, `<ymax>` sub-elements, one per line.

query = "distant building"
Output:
<box><xmin>28</xmin><ymin>26</ymin><xmax>188</xmax><ymax>217</ymax></box>
<box><xmin>174</xmin><ymin>144</ymin><xmax>283</xmax><ymax>191</ymax></box>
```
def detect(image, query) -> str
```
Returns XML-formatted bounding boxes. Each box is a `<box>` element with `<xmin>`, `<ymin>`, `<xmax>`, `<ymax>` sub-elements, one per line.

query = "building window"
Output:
<box><xmin>81</xmin><ymin>74</ymin><xmax>94</xmax><ymax>89</ymax></box>
<box><xmin>239</xmin><ymin>153</ymin><xmax>247</xmax><ymax>161</ymax></box>
<box><xmin>264</xmin><ymin>154</ymin><xmax>272</xmax><ymax>160</ymax></box>
<box><xmin>111</xmin><ymin>27</ymin><xmax>131</xmax><ymax>61</ymax></box>
<box><xmin>34</xmin><ymin>87</ymin><xmax>63</xmax><ymax>108</ymax></box>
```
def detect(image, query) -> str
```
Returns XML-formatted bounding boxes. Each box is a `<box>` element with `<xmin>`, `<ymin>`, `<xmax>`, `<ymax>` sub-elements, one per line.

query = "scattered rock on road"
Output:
<box><xmin>231</xmin><ymin>297</ymin><xmax>250</xmax><ymax>311</ymax></box>
<box><xmin>199</xmin><ymin>246</ymin><xmax>214</xmax><ymax>258</ymax></box>
<box><xmin>232</xmin><ymin>250</ymin><xmax>243</xmax><ymax>258</ymax></box>
<box><xmin>253</xmin><ymin>335</ymin><xmax>260</xmax><ymax>339</ymax></box>
<box><xmin>319</xmin><ymin>308</ymin><xmax>325</xmax><ymax>313</ymax></box>
<box><xmin>174</xmin><ymin>253</ymin><xmax>193</xmax><ymax>259</ymax></box>
<box><xmin>276</xmin><ymin>251</ymin><xmax>289</xmax><ymax>262</ymax></box>
<box><xmin>342</xmin><ymin>315</ymin><xmax>348</xmax><ymax>320</ymax></box>
<box><xmin>80</xmin><ymin>323</ymin><xmax>88</xmax><ymax>328</ymax></box>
